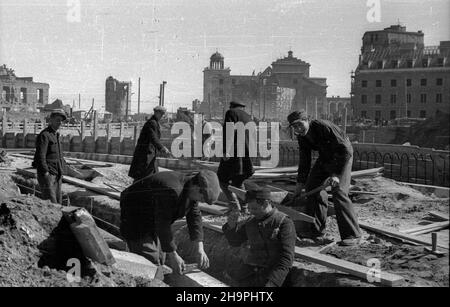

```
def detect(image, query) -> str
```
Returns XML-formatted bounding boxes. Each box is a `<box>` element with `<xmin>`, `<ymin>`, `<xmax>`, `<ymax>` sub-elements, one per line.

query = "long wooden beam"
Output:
<box><xmin>401</xmin><ymin>221</ymin><xmax>449</xmax><ymax>235</ymax></box>
<box><xmin>359</xmin><ymin>221</ymin><xmax>449</xmax><ymax>251</ymax></box>
<box><xmin>293</xmin><ymin>247</ymin><xmax>404</xmax><ymax>287</ymax></box>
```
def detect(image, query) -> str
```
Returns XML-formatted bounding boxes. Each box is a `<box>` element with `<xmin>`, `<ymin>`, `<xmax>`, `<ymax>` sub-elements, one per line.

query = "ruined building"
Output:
<box><xmin>0</xmin><ymin>64</ymin><xmax>49</xmax><ymax>112</ymax></box>
<box><xmin>200</xmin><ymin>51</ymin><xmax>327</xmax><ymax>121</ymax></box>
<box><xmin>351</xmin><ymin>25</ymin><xmax>450</xmax><ymax>121</ymax></box>
<box><xmin>105</xmin><ymin>76</ymin><xmax>132</xmax><ymax>121</ymax></box>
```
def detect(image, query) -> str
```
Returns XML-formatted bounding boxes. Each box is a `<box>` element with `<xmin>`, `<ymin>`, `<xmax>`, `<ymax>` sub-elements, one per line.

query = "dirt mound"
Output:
<box><xmin>326</xmin><ymin>241</ymin><xmax>449</xmax><ymax>287</ymax></box>
<box><xmin>352</xmin><ymin>177</ymin><xmax>449</xmax><ymax>229</ymax></box>
<box><xmin>0</xmin><ymin>173</ymin><xmax>158</xmax><ymax>287</ymax></box>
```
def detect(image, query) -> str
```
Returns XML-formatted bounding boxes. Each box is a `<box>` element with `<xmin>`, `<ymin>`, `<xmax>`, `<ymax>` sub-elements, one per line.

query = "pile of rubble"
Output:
<box><xmin>0</xmin><ymin>174</ymin><xmax>162</xmax><ymax>287</ymax></box>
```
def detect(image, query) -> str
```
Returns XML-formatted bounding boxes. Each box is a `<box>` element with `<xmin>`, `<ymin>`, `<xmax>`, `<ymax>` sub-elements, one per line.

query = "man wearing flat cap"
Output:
<box><xmin>32</xmin><ymin>109</ymin><xmax>68</xmax><ymax>204</ymax></box>
<box><xmin>222</xmin><ymin>184</ymin><xmax>296</xmax><ymax>287</ymax></box>
<box><xmin>120</xmin><ymin>170</ymin><xmax>221</xmax><ymax>275</ymax></box>
<box><xmin>129</xmin><ymin>105</ymin><xmax>171</xmax><ymax>181</ymax></box>
<box><xmin>287</xmin><ymin>111</ymin><xmax>361</xmax><ymax>246</ymax></box>
<box><xmin>217</xmin><ymin>101</ymin><xmax>255</xmax><ymax>212</ymax></box>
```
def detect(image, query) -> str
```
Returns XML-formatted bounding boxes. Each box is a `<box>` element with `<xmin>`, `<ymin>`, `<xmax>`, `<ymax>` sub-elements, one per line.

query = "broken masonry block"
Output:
<box><xmin>110</xmin><ymin>249</ymin><xmax>158</xmax><ymax>281</ymax></box>
<box><xmin>62</xmin><ymin>206</ymin><xmax>115</xmax><ymax>266</ymax></box>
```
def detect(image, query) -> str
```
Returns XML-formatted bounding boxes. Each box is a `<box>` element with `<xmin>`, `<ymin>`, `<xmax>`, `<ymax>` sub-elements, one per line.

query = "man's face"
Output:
<box><xmin>291</xmin><ymin>120</ymin><xmax>309</xmax><ymax>136</ymax></box>
<box><xmin>248</xmin><ymin>199</ymin><xmax>269</xmax><ymax>219</ymax></box>
<box><xmin>155</xmin><ymin>111</ymin><xmax>166</xmax><ymax>120</ymax></box>
<box><xmin>189</xmin><ymin>186</ymin><xmax>205</xmax><ymax>203</ymax></box>
<box><xmin>49</xmin><ymin>115</ymin><xmax>64</xmax><ymax>131</ymax></box>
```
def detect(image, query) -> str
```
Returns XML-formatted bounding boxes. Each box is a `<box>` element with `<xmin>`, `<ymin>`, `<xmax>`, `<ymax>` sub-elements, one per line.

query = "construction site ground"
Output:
<box><xmin>1</xmin><ymin>154</ymin><xmax>449</xmax><ymax>287</ymax></box>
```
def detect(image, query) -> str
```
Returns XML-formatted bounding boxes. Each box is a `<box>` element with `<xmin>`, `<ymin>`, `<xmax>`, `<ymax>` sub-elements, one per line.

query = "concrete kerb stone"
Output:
<box><xmin>111</xmin><ymin>249</ymin><xmax>158</xmax><ymax>281</ymax></box>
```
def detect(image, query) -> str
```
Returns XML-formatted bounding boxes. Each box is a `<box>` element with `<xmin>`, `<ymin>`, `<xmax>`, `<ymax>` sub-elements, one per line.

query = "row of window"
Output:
<box><xmin>361</xmin><ymin>78</ymin><xmax>443</xmax><ymax>88</ymax></box>
<box><xmin>360</xmin><ymin>110</ymin><xmax>429</xmax><ymax>119</ymax></box>
<box><xmin>363</xmin><ymin>58</ymin><xmax>444</xmax><ymax>69</ymax></box>
<box><xmin>361</xmin><ymin>93</ymin><xmax>443</xmax><ymax>104</ymax></box>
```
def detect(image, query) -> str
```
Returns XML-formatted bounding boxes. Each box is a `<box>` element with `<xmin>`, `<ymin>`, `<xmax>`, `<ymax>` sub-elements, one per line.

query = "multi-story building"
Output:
<box><xmin>351</xmin><ymin>25</ymin><xmax>450</xmax><ymax>122</ymax></box>
<box><xmin>0</xmin><ymin>64</ymin><xmax>49</xmax><ymax>112</ymax></box>
<box><xmin>200</xmin><ymin>51</ymin><xmax>327</xmax><ymax>121</ymax></box>
<box><xmin>105</xmin><ymin>76</ymin><xmax>132</xmax><ymax>121</ymax></box>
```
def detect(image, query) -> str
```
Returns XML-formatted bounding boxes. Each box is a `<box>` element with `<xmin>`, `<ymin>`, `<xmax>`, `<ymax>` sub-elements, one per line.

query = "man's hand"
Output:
<box><xmin>162</xmin><ymin>147</ymin><xmax>171</xmax><ymax>156</ymax></box>
<box><xmin>329</xmin><ymin>176</ymin><xmax>340</xmax><ymax>188</ymax></box>
<box><xmin>195</xmin><ymin>241</ymin><xmax>210</xmax><ymax>270</ymax></box>
<box><xmin>294</xmin><ymin>182</ymin><xmax>305</xmax><ymax>197</ymax></box>
<box><xmin>167</xmin><ymin>251</ymin><xmax>185</xmax><ymax>275</ymax></box>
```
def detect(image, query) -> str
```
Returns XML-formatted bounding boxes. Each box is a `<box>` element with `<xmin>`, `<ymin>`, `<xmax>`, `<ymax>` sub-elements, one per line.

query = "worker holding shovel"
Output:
<box><xmin>287</xmin><ymin>111</ymin><xmax>361</xmax><ymax>246</ymax></box>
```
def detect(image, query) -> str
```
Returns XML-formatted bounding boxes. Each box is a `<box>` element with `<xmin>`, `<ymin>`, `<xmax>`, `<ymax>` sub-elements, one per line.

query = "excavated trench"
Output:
<box><xmin>11</xmin><ymin>172</ymin><xmax>375</xmax><ymax>287</ymax></box>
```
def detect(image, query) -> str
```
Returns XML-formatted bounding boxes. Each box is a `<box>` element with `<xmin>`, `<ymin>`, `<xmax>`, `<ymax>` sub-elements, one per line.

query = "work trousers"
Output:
<box><xmin>304</xmin><ymin>158</ymin><xmax>361</xmax><ymax>240</ymax></box>
<box><xmin>126</xmin><ymin>234</ymin><xmax>166</xmax><ymax>266</ymax></box>
<box><xmin>37</xmin><ymin>172</ymin><xmax>62</xmax><ymax>204</ymax></box>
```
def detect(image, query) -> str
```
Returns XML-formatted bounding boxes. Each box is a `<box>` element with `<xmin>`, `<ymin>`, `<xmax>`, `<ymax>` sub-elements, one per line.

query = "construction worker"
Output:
<box><xmin>222</xmin><ymin>185</ymin><xmax>296</xmax><ymax>287</ymax></box>
<box><xmin>128</xmin><ymin>106</ymin><xmax>171</xmax><ymax>181</ymax></box>
<box><xmin>217</xmin><ymin>101</ymin><xmax>255</xmax><ymax>212</ymax></box>
<box><xmin>120</xmin><ymin>170</ymin><xmax>221</xmax><ymax>275</ymax></box>
<box><xmin>32</xmin><ymin>109</ymin><xmax>67</xmax><ymax>204</ymax></box>
<box><xmin>287</xmin><ymin>111</ymin><xmax>362</xmax><ymax>246</ymax></box>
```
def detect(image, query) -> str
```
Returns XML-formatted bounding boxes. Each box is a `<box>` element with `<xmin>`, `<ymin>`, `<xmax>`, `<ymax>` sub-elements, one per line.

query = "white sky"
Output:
<box><xmin>0</xmin><ymin>0</ymin><xmax>449</xmax><ymax>113</ymax></box>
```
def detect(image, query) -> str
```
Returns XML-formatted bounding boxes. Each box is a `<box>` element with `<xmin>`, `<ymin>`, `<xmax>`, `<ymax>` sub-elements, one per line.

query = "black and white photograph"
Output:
<box><xmin>0</xmin><ymin>0</ymin><xmax>449</xmax><ymax>293</ymax></box>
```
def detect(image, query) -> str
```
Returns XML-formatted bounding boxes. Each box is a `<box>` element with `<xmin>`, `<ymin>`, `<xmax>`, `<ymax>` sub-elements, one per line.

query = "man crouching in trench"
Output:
<box><xmin>222</xmin><ymin>185</ymin><xmax>297</xmax><ymax>287</ymax></box>
<box><xmin>120</xmin><ymin>170</ymin><xmax>221</xmax><ymax>275</ymax></box>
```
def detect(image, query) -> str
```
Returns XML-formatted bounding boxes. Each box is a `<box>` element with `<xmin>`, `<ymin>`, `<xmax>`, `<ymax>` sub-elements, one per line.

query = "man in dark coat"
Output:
<box><xmin>32</xmin><ymin>109</ymin><xmax>67</xmax><ymax>204</ymax></box>
<box><xmin>120</xmin><ymin>170</ymin><xmax>221</xmax><ymax>274</ymax></box>
<box><xmin>222</xmin><ymin>186</ymin><xmax>296</xmax><ymax>287</ymax></box>
<box><xmin>128</xmin><ymin>106</ymin><xmax>171</xmax><ymax>181</ymax></box>
<box><xmin>217</xmin><ymin>101</ymin><xmax>255</xmax><ymax>212</ymax></box>
<box><xmin>287</xmin><ymin>111</ymin><xmax>361</xmax><ymax>246</ymax></box>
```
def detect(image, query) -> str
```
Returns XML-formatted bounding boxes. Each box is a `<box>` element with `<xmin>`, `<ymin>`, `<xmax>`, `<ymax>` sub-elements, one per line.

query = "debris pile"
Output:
<box><xmin>0</xmin><ymin>175</ymin><xmax>159</xmax><ymax>287</ymax></box>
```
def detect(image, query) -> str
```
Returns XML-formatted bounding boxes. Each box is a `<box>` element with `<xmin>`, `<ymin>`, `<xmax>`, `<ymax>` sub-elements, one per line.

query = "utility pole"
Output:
<box><xmin>126</xmin><ymin>85</ymin><xmax>129</xmax><ymax>121</ymax></box>
<box><xmin>159</xmin><ymin>81</ymin><xmax>167</xmax><ymax>107</ymax></box>
<box><xmin>138</xmin><ymin>77</ymin><xmax>141</xmax><ymax>115</ymax></box>
<box><xmin>78</xmin><ymin>93</ymin><xmax>81</xmax><ymax>109</ymax></box>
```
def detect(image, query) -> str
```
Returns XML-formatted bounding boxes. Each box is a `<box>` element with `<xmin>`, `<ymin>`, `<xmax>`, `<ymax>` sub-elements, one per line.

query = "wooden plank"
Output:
<box><xmin>294</xmin><ymin>247</ymin><xmax>404</xmax><ymax>287</ymax></box>
<box><xmin>428</xmin><ymin>211</ymin><xmax>449</xmax><ymax>221</ymax></box>
<box><xmin>197</xmin><ymin>202</ymin><xmax>228</xmax><ymax>215</ymax></box>
<box><xmin>351</xmin><ymin>167</ymin><xmax>384</xmax><ymax>178</ymax></box>
<box><xmin>17</xmin><ymin>168</ymin><xmax>122</xmax><ymax>200</ymax></box>
<box><xmin>401</xmin><ymin>221</ymin><xmax>449</xmax><ymax>235</ymax></box>
<box><xmin>277</xmin><ymin>204</ymin><xmax>316</xmax><ymax>224</ymax></box>
<box><xmin>359</xmin><ymin>221</ymin><xmax>449</xmax><ymax>251</ymax></box>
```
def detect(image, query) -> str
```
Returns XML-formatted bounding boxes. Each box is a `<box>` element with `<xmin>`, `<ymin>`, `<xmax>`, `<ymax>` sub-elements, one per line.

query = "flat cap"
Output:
<box><xmin>154</xmin><ymin>105</ymin><xmax>167</xmax><ymax>113</ymax></box>
<box><xmin>50</xmin><ymin>109</ymin><xmax>67</xmax><ymax>121</ymax></box>
<box><xmin>246</xmin><ymin>184</ymin><xmax>271</xmax><ymax>201</ymax></box>
<box><xmin>230</xmin><ymin>101</ymin><xmax>246</xmax><ymax>108</ymax></box>
<box><xmin>287</xmin><ymin>110</ymin><xmax>308</xmax><ymax>126</ymax></box>
<box><xmin>194</xmin><ymin>170</ymin><xmax>220</xmax><ymax>204</ymax></box>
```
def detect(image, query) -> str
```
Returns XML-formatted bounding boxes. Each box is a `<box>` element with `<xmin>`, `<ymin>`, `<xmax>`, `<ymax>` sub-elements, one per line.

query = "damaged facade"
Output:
<box><xmin>200</xmin><ymin>51</ymin><xmax>327</xmax><ymax>122</ymax></box>
<box><xmin>105</xmin><ymin>76</ymin><xmax>132</xmax><ymax>121</ymax></box>
<box><xmin>0</xmin><ymin>64</ymin><xmax>49</xmax><ymax>112</ymax></box>
<box><xmin>352</xmin><ymin>25</ymin><xmax>450</xmax><ymax>121</ymax></box>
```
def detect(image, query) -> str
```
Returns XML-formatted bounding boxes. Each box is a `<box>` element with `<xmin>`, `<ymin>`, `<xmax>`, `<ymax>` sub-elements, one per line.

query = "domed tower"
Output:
<box><xmin>203</xmin><ymin>51</ymin><xmax>231</xmax><ymax>119</ymax></box>
<box><xmin>210</xmin><ymin>51</ymin><xmax>224</xmax><ymax>70</ymax></box>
